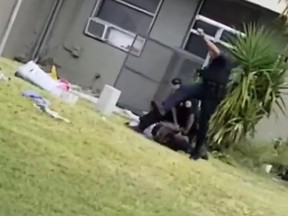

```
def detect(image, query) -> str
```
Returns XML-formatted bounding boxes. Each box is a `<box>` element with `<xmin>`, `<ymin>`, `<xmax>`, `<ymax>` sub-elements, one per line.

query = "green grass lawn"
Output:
<box><xmin>0</xmin><ymin>58</ymin><xmax>287</xmax><ymax>216</ymax></box>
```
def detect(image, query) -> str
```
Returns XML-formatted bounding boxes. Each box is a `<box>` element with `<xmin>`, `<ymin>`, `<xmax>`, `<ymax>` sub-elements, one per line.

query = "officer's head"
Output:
<box><xmin>171</xmin><ymin>78</ymin><xmax>182</xmax><ymax>90</ymax></box>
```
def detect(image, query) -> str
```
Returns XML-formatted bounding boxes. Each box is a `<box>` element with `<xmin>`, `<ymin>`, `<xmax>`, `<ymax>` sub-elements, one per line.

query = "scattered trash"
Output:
<box><xmin>0</xmin><ymin>72</ymin><xmax>10</xmax><ymax>81</ymax></box>
<box><xmin>16</xmin><ymin>61</ymin><xmax>79</xmax><ymax>105</ymax></box>
<box><xmin>50</xmin><ymin>86</ymin><xmax>79</xmax><ymax>105</ymax></box>
<box><xmin>22</xmin><ymin>90</ymin><xmax>71</xmax><ymax>123</ymax></box>
<box><xmin>0</xmin><ymin>68</ymin><xmax>10</xmax><ymax>81</ymax></box>
<box><xmin>57</xmin><ymin>79</ymin><xmax>70</xmax><ymax>91</ymax></box>
<box><xmin>69</xmin><ymin>84</ymin><xmax>82</xmax><ymax>92</ymax></box>
<box><xmin>37</xmin><ymin>57</ymin><xmax>60</xmax><ymax>79</ymax></box>
<box><xmin>50</xmin><ymin>65</ymin><xmax>58</xmax><ymax>80</ymax></box>
<box><xmin>264</xmin><ymin>164</ymin><xmax>273</xmax><ymax>174</ymax></box>
<box><xmin>17</xmin><ymin>61</ymin><xmax>59</xmax><ymax>91</ymax></box>
<box><xmin>70</xmin><ymin>90</ymin><xmax>98</xmax><ymax>104</ymax></box>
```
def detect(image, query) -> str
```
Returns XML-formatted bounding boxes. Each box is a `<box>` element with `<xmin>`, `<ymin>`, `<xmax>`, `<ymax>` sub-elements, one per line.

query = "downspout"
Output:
<box><xmin>0</xmin><ymin>0</ymin><xmax>23</xmax><ymax>57</ymax></box>
<box><xmin>31</xmin><ymin>0</ymin><xmax>64</xmax><ymax>60</ymax></box>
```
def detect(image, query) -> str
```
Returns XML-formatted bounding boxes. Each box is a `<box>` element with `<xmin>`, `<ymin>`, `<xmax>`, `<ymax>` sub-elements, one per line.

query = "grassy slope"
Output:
<box><xmin>0</xmin><ymin>58</ymin><xmax>287</xmax><ymax>216</ymax></box>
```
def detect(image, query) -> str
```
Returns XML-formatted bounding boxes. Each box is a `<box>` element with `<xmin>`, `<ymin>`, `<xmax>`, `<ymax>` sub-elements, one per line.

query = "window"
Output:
<box><xmin>85</xmin><ymin>0</ymin><xmax>162</xmax><ymax>53</ymax></box>
<box><xmin>184</xmin><ymin>15</ymin><xmax>243</xmax><ymax>66</ymax></box>
<box><xmin>184</xmin><ymin>0</ymin><xmax>263</xmax><ymax>67</ymax></box>
<box><xmin>200</xmin><ymin>0</ymin><xmax>261</xmax><ymax>30</ymax></box>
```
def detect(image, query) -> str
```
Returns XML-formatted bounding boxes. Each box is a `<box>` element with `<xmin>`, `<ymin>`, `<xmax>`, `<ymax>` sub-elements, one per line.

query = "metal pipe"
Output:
<box><xmin>30</xmin><ymin>0</ymin><xmax>59</xmax><ymax>60</ymax></box>
<box><xmin>196</xmin><ymin>15</ymin><xmax>244</xmax><ymax>36</ymax></box>
<box><xmin>36</xmin><ymin>0</ymin><xmax>65</xmax><ymax>60</ymax></box>
<box><xmin>31</xmin><ymin>0</ymin><xmax>64</xmax><ymax>60</ymax></box>
<box><xmin>0</xmin><ymin>0</ymin><xmax>23</xmax><ymax>56</ymax></box>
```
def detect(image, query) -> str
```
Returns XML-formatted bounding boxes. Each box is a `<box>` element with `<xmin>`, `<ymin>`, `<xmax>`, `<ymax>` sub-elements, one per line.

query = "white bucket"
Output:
<box><xmin>96</xmin><ymin>85</ymin><xmax>121</xmax><ymax>116</ymax></box>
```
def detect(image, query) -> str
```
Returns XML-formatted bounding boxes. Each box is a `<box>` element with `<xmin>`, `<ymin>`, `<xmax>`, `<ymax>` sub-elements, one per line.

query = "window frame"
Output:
<box><xmin>184</xmin><ymin>15</ymin><xmax>244</xmax><ymax>67</ymax></box>
<box><xmin>91</xmin><ymin>0</ymin><xmax>163</xmax><ymax>35</ymax></box>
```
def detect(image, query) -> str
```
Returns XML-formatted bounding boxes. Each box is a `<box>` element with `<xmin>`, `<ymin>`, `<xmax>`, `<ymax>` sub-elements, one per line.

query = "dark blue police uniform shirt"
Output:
<box><xmin>201</xmin><ymin>54</ymin><xmax>232</xmax><ymax>85</ymax></box>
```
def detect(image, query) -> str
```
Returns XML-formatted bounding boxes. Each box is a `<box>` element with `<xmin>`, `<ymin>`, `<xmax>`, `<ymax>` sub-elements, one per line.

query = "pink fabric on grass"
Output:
<box><xmin>57</xmin><ymin>79</ymin><xmax>70</xmax><ymax>91</ymax></box>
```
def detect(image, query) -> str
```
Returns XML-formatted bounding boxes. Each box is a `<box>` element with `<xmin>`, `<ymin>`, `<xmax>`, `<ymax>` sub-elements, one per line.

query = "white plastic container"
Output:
<box><xmin>50</xmin><ymin>87</ymin><xmax>79</xmax><ymax>105</ymax></box>
<box><xmin>96</xmin><ymin>85</ymin><xmax>121</xmax><ymax>116</ymax></box>
<box><xmin>264</xmin><ymin>164</ymin><xmax>273</xmax><ymax>174</ymax></box>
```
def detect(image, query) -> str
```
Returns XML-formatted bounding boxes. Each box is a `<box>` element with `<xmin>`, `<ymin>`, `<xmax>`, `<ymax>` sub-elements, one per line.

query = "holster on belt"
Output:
<box><xmin>205</xmin><ymin>81</ymin><xmax>227</xmax><ymax>100</ymax></box>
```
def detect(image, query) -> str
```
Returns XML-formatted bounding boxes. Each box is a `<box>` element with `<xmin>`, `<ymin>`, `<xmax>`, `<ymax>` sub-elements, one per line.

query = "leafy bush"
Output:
<box><xmin>209</xmin><ymin>24</ymin><xmax>288</xmax><ymax>149</ymax></box>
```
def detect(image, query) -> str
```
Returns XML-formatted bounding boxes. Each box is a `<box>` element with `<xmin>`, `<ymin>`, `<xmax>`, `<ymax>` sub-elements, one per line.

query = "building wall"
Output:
<box><xmin>0</xmin><ymin>0</ymin><xmax>17</xmax><ymax>45</ymax></box>
<box><xmin>255</xmin><ymin>95</ymin><xmax>288</xmax><ymax>141</ymax></box>
<box><xmin>2</xmin><ymin>0</ymin><xmax>201</xmax><ymax>93</ymax></box>
<box><xmin>3</xmin><ymin>0</ymin><xmax>58</xmax><ymax>59</ymax></box>
<box><xmin>41</xmin><ymin>0</ymin><xmax>127</xmax><ymax>93</ymax></box>
<box><xmin>44</xmin><ymin>0</ymin><xmax>201</xmax><ymax>93</ymax></box>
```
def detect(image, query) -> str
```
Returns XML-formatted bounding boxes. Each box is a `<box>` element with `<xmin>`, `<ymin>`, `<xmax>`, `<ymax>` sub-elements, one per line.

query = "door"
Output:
<box><xmin>114</xmin><ymin>35</ymin><xmax>203</xmax><ymax>114</ymax></box>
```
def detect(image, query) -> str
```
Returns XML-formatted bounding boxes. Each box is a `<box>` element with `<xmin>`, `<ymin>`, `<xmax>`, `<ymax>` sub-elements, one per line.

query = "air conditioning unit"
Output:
<box><xmin>84</xmin><ymin>17</ymin><xmax>146</xmax><ymax>55</ymax></box>
<box><xmin>84</xmin><ymin>17</ymin><xmax>109</xmax><ymax>41</ymax></box>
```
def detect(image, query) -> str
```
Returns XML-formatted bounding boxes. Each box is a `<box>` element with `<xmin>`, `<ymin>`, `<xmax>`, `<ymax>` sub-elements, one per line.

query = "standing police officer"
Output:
<box><xmin>136</xmin><ymin>29</ymin><xmax>232</xmax><ymax>160</ymax></box>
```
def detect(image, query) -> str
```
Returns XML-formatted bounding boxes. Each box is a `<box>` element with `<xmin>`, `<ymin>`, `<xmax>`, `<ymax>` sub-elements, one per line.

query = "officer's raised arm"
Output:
<box><xmin>197</xmin><ymin>28</ymin><xmax>221</xmax><ymax>59</ymax></box>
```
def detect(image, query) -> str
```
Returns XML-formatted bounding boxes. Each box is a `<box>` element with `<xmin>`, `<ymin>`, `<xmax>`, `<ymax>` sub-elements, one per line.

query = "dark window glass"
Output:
<box><xmin>200</xmin><ymin>0</ymin><xmax>261</xmax><ymax>30</ymax></box>
<box><xmin>193</xmin><ymin>20</ymin><xmax>219</xmax><ymax>36</ymax></box>
<box><xmin>122</xmin><ymin>0</ymin><xmax>161</xmax><ymax>13</ymax></box>
<box><xmin>97</xmin><ymin>0</ymin><xmax>152</xmax><ymax>34</ymax></box>
<box><xmin>216</xmin><ymin>42</ymin><xmax>231</xmax><ymax>55</ymax></box>
<box><xmin>185</xmin><ymin>34</ymin><xmax>208</xmax><ymax>59</ymax></box>
<box><xmin>220</xmin><ymin>30</ymin><xmax>237</xmax><ymax>43</ymax></box>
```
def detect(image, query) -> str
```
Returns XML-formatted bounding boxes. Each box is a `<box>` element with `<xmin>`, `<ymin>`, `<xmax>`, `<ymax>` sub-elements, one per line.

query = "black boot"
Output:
<box><xmin>127</xmin><ymin>110</ymin><xmax>162</xmax><ymax>135</ymax></box>
<box><xmin>190</xmin><ymin>143</ymin><xmax>209</xmax><ymax>161</ymax></box>
<box><xmin>151</xmin><ymin>101</ymin><xmax>166</xmax><ymax>116</ymax></box>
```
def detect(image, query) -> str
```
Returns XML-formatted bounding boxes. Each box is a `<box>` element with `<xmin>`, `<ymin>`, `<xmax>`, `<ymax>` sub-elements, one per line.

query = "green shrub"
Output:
<box><xmin>209</xmin><ymin>24</ymin><xmax>288</xmax><ymax>149</ymax></box>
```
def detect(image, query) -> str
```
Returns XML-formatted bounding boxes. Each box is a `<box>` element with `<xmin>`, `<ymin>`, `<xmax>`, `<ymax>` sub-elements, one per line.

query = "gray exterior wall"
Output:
<box><xmin>45</xmin><ymin>0</ymin><xmax>201</xmax><ymax>93</ymax></box>
<box><xmin>3</xmin><ymin>0</ymin><xmax>58</xmax><ymax>59</ymax></box>
<box><xmin>2</xmin><ymin>0</ymin><xmax>201</xmax><ymax>94</ymax></box>
<box><xmin>255</xmin><ymin>95</ymin><xmax>288</xmax><ymax>141</ymax></box>
<box><xmin>0</xmin><ymin>0</ymin><xmax>17</xmax><ymax>45</ymax></box>
<box><xmin>43</xmin><ymin>0</ymin><xmax>127</xmax><ymax>93</ymax></box>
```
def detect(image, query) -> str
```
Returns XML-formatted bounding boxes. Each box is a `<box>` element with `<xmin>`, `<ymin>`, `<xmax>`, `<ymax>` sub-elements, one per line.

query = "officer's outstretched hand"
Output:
<box><xmin>197</xmin><ymin>28</ymin><xmax>205</xmax><ymax>38</ymax></box>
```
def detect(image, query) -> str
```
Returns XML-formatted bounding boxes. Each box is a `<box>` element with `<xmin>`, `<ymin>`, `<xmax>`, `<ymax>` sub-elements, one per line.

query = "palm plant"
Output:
<box><xmin>209</xmin><ymin>24</ymin><xmax>288</xmax><ymax>149</ymax></box>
